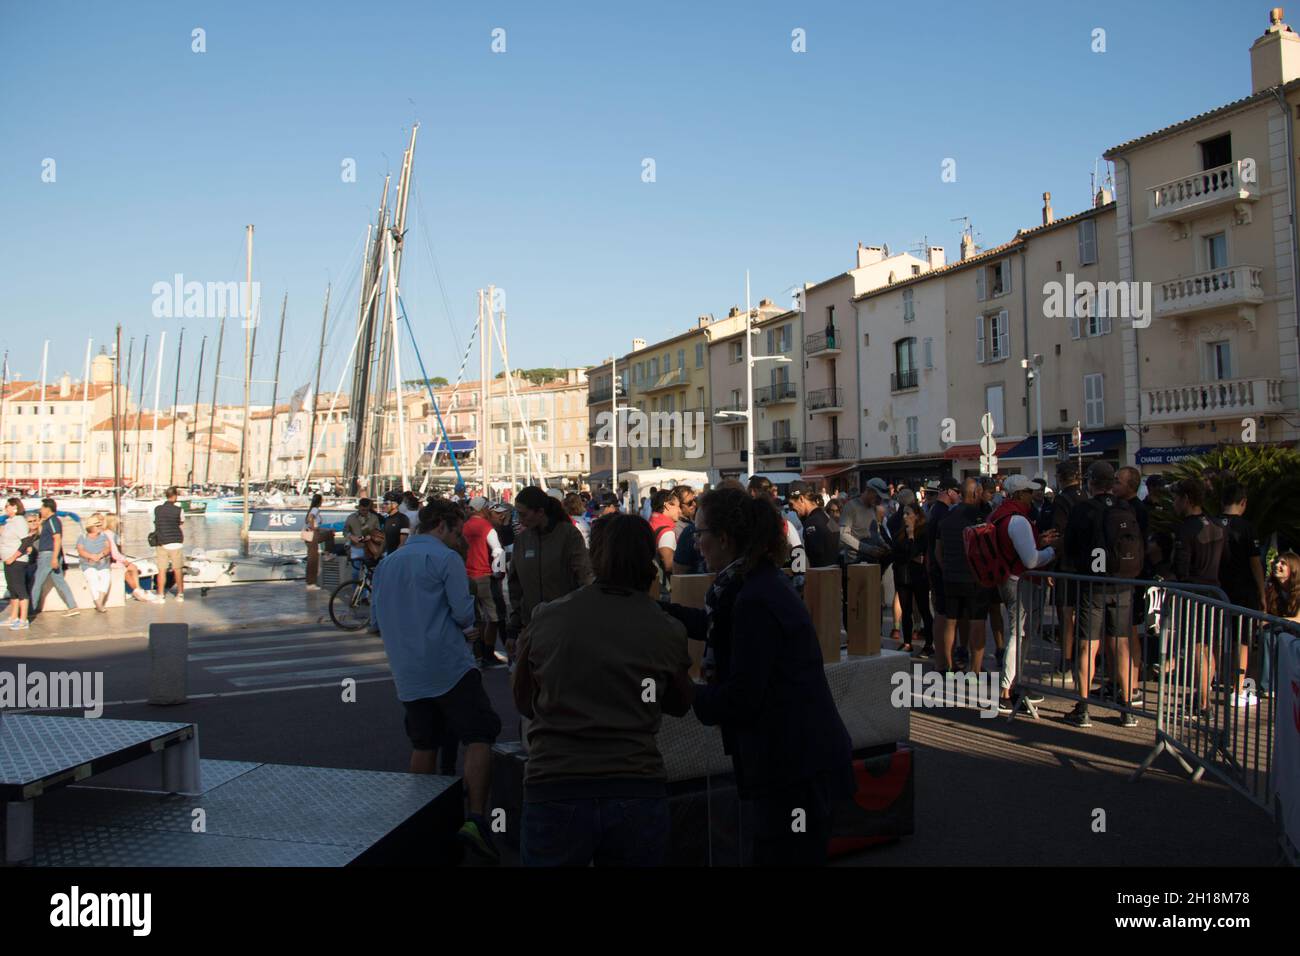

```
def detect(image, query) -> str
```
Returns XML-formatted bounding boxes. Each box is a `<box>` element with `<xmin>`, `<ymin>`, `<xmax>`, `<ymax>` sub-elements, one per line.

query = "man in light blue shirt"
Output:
<box><xmin>371</xmin><ymin>498</ymin><xmax>502</xmax><ymax>863</ymax></box>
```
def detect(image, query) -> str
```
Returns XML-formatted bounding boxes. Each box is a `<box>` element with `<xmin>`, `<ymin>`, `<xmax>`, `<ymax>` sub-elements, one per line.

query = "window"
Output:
<box><xmin>729</xmin><ymin>388</ymin><xmax>742</xmax><ymax>408</ymax></box>
<box><xmin>650</xmin><ymin>357</ymin><xmax>660</xmax><ymax>380</ymax></box>
<box><xmin>893</xmin><ymin>337</ymin><xmax>918</xmax><ymax>390</ymax></box>
<box><xmin>977</xmin><ymin>260</ymin><xmax>1013</xmax><ymax>300</ymax></box>
<box><xmin>1206</xmin><ymin>232</ymin><xmax>1228</xmax><ymax>271</ymax></box>
<box><xmin>695</xmin><ymin>343</ymin><xmax>705</xmax><ymax>367</ymax></box>
<box><xmin>923</xmin><ymin>337</ymin><xmax>934</xmax><ymax>369</ymax></box>
<box><xmin>903</xmin><ymin>289</ymin><xmax>915</xmax><ymax>323</ymax></box>
<box><xmin>1078</xmin><ymin>219</ymin><xmax>1098</xmax><ymax>266</ymax></box>
<box><xmin>985</xmin><ymin>385</ymin><xmax>1006</xmax><ymax>436</ymax></box>
<box><xmin>826</xmin><ymin>305</ymin><xmax>835</xmax><ymax>329</ymax></box>
<box><xmin>1072</xmin><ymin>289</ymin><xmax>1112</xmax><ymax>338</ymax></box>
<box><xmin>1201</xmin><ymin>133</ymin><xmax>1231</xmax><ymax>171</ymax></box>
<box><xmin>677</xmin><ymin>349</ymin><xmax>685</xmax><ymax>372</ymax></box>
<box><xmin>1205</xmin><ymin>340</ymin><xmax>1232</xmax><ymax>380</ymax></box>
<box><xmin>976</xmin><ymin>311</ymin><xmax>1010</xmax><ymax>362</ymax></box>
<box><xmin>730</xmin><ymin>428</ymin><xmax>741</xmax><ymax>451</ymax></box>
<box><xmin>729</xmin><ymin>342</ymin><xmax>743</xmax><ymax>364</ymax></box>
<box><xmin>905</xmin><ymin>416</ymin><xmax>919</xmax><ymax>454</ymax></box>
<box><xmin>767</xmin><ymin>324</ymin><xmax>792</xmax><ymax>354</ymax></box>
<box><xmin>1084</xmin><ymin>373</ymin><xmax>1104</xmax><ymax>427</ymax></box>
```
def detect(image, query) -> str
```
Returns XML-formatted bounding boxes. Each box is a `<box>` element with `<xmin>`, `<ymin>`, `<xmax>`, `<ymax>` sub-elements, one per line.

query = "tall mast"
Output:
<box><xmin>36</xmin><ymin>340</ymin><xmax>48</xmax><ymax>495</ymax></box>
<box><xmin>478</xmin><ymin>289</ymin><xmax>487</xmax><ymax>495</ymax></box>
<box><xmin>384</xmin><ymin>232</ymin><xmax>410</xmax><ymax>490</ymax></box>
<box><xmin>189</xmin><ymin>334</ymin><xmax>206</xmax><ymax>487</ymax></box>
<box><xmin>305</xmin><ymin>283</ymin><xmax>329</xmax><ymax>486</ymax></box>
<box><xmin>505</xmin><ymin>310</ymin><xmax>515</xmax><ymax>494</ymax></box>
<box><xmin>77</xmin><ymin>338</ymin><xmax>92</xmax><ymax>497</ymax></box>
<box><xmin>169</xmin><ymin>329</ymin><xmax>184</xmax><ymax>488</ymax></box>
<box><xmin>346</xmin><ymin>180</ymin><xmax>390</xmax><ymax>496</ymax></box>
<box><xmin>205</xmin><ymin>316</ymin><xmax>225</xmax><ymax>485</ymax></box>
<box><xmin>112</xmin><ymin>327</ymin><xmax>122</xmax><ymax>529</ymax></box>
<box><xmin>264</xmin><ymin>293</ymin><xmax>287</xmax><ymax>484</ymax></box>
<box><xmin>0</xmin><ymin>351</ymin><xmax>8</xmax><ymax>487</ymax></box>
<box><xmin>133</xmin><ymin>334</ymin><xmax>148</xmax><ymax>491</ymax></box>
<box><xmin>240</xmin><ymin>224</ymin><xmax>254</xmax><ymax>555</ymax></box>
<box><xmin>150</xmin><ymin>330</ymin><xmax>166</xmax><ymax>496</ymax></box>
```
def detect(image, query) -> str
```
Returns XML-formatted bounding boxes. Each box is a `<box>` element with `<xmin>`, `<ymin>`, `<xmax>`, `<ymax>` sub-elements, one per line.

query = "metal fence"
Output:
<box><xmin>1003</xmin><ymin>569</ymin><xmax>1297</xmax><ymax>861</ymax></box>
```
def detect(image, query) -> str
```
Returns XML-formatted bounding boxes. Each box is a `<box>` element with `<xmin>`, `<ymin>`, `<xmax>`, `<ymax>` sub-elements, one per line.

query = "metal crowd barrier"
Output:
<box><xmin>1005</xmin><ymin>569</ymin><xmax>1297</xmax><ymax>861</ymax></box>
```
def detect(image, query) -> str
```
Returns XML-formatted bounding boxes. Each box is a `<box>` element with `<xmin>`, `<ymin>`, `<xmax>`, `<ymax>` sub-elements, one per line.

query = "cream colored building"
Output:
<box><xmin>1103</xmin><ymin>9</ymin><xmax>1300</xmax><ymax>471</ymax></box>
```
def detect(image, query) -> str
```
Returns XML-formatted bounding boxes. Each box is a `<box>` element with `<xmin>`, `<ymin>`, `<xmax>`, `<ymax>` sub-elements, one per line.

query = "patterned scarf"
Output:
<box><xmin>701</xmin><ymin>557</ymin><xmax>745</xmax><ymax>679</ymax></box>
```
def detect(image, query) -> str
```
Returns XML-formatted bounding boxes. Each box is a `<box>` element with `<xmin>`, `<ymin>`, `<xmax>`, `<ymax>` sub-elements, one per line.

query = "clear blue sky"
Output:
<box><xmin>0</xmin><ymin>0</ymin><xmax>1274</xmax><ymax>407</ymax></box>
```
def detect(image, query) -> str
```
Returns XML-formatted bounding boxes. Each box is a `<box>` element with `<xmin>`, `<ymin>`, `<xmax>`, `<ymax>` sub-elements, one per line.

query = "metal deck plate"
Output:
<box><xmin>0</xmin><ymin>715</ymin><xmax>194</xmax><ymax>799</ymax></box>
<box><xmin>29</xmin><ymin>762</ymin><xmax>460</xmax><ymax>866</ymax></box>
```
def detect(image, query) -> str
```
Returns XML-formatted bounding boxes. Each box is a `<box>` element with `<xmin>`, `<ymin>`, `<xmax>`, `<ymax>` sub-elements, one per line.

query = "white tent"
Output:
<box><xmin>621</xmin><ymin>468</ymin><xmax>709</xmax><ymax>511</ymax></box>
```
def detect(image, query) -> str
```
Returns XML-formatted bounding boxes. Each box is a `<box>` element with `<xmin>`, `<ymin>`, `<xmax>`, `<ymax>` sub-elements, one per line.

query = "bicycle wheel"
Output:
<box><xmin>329</xmin><ymin>579</ymin><xmax>372</xmax><ymax>631</ymax></box>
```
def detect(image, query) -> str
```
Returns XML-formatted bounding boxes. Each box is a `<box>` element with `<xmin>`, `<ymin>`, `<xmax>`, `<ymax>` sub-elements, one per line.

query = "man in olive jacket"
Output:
<box><xmin>506</xmin><ymin>487</ymin><xmax>595</xmax><ymax>655</ymax></box>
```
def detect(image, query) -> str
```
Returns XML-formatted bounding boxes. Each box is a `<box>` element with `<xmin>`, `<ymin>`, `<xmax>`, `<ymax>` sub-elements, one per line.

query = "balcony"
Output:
<box><xmin>754</xmin><ymin>382</ymin><xmax>798</xmax><ymax>406</ymax></box>
<box><xmin>804</xmin><ymin>328</ymin><xmax>841</xmax><ymax>356</ymax></box>
<box><xmin>589</xmin><ymin>386</ymin><xmax>613</xmax><ymax>403</ymax></box>
<box><xmin>1148</xmin><ymin>160</ymin><xmax>1259</xmax><ymax>224</ymax></box>
<box><xmin>891</xmin><ymin>369</ymin><xmax>919</xmax><ymax>392</ymax></box>
<box><xmin>713</xmin><ymin>400</ymin><xmax>746</xmax><ymax>420</ymax></box>
<box><xmin>1154</xmin><ymin>265</ymin><xmax>1264</xmax><ymax>328</ymax></box>
<box><xmin>802</xmin><ymin>439</ymin><xmax>856</xmax><ymax>463</ymax></box>
<box><xmin>757</xmin><ymin>437</ymin><xmax>798</xmax><ymax>457</ymax></box>
<box><xmin>642</xmin><ymin>367</ymin><xmax>689</xmax><ymax>393</ymax></box>
<box><xmin>806</xmin><ymin>387</ymin><xmax>843</xmax><ymax>413</ymax></box>
<box><xmin>1142</xmin><ymin>377</ymin><xmax>1284</xmax><ymax>425</ymax></box>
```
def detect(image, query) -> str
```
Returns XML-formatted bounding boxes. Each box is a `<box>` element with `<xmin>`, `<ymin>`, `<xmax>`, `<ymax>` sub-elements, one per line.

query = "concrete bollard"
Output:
<box><xmin>802</xmin><ymin>567</ymin><xmax>842</xmax><ymax>664</ymax></box>
<box><xmin>148</xmin><ymin>623</ymin><xmax>189</xmax><ymax>706</ymax></box>
<box><xmin>846</xmin><ymin>563</ymin><xmax>882</xmax><ymax>656</ymax></box>
<box><xmin>670</xmin><ymin>573</ymin><xmax>714</xmax><ymax>680</ymax></box>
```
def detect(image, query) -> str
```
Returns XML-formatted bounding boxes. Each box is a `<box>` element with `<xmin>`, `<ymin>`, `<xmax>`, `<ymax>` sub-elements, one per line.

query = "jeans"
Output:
<box><xmin>32</xmin><ymin>551</ymin><xmax>77</xmax><ymax>612</ymax></box>
<box><xmin>998</xmin><ymin>576</ymin><xmax>1036</xmax><ymax>693</ymax></box>
<box><xmin>521</xmin><ymin>795</ymin><xmax>670</xmax><ymax>866</ymax></box>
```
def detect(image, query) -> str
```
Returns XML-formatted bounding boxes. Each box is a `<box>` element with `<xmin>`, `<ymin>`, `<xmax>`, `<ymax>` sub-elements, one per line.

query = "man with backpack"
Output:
<box><xmin>1170</xmin><ymin>478</ymin><xmax>1227</xmax><ymax>719</ymax></box>
<box><xmin>1043</xmin><ymin>461</ymin><xmax>1085</xmax><ymax>679</ymax></box>
<box><xmin>936</xmin><ymin>478</ymin><xmax>989</xmax><ymax>674</ymax></box>
<box><xmin>1062</xmin><ymin>462</ymin><xmax>1145</xmax><ymax>728</ymax></box>
<box><xmin>648</xmin><ymin>489</ymin><xmax>681</xmax><ymax>599</ymax></box>
<box><xmin>962</xmin><ymin>475</ymin><xmax>1059</xmax><ymax>714</ymax></box>
<box><xmin>1217</xmin><ymin>482</ymin><xmax>1267</xmax><ymax>708</ymax></box>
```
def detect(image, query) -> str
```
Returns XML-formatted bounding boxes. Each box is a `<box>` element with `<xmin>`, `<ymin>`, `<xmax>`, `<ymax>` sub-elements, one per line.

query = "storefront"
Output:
<box><xmin>999</xmin><ymin>428</ymin><xmax>1126</xmax><ymax>478</ymax></box>
<box><xmin>943</xmin><ymin>439</ymin><xmax>1021</xmax><ymax>479</ymax></box>
<box><xmin>1133</xmin><ymin>444</ymin><xmax>1216</xmax><ymax>473</ymax></box>
<box><xmin>851</xmin><ymin>455</ymin><xmax>951</xmax><ymax>491</ymax></box>
<box><xmin>799</xmin><ymin>462</ymin><xmax>858</xmax><ymax>494</ymax></box>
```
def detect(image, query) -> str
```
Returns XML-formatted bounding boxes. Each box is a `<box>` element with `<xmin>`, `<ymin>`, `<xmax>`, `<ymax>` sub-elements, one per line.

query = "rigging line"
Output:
<box><xmin>412</xmin><ymin>176</ymin><xmax>470</xmax><ymax>354</ymax></box>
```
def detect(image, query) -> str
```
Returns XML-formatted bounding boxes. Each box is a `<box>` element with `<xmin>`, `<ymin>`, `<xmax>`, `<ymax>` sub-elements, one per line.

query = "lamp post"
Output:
<box><xmin>1022</xmin><ymin>353</ymin><xmax>1044</xmax><ymax>480</ymax></box>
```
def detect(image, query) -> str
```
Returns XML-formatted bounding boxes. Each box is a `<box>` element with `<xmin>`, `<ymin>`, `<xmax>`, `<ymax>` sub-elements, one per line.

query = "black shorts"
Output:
<box><xmin>945</xmin><ymin>584</ymin><xmax>989</xmax><ymax>621</ymax></box>
<box><xmin>402</xmin><ymin>669</ymin><xmax>502</xmax><ymax>751</ymax></box>
<box><xmin>1131</xmin><ymin>586</ymin><xmax>1148</xmax><ymax>627</ymax></box>
<box><xmin>1052</xmin><ymin>576</ymin><xmax>1078</xmax><ymax>610</ymax></box>
<box><xmin>931</xmin><ymin>570</ymin><xmax>946</xmax><ymax>612</ymax></box>
<box><xmin>4</xmin><ymin>561</ymin><xmax>28</xmax><ymax>601</ymax></box>
<box><xmin>1076</xmin><ymin>587</ymin><xmax>1132</xmax><ymax>642</ymax></box>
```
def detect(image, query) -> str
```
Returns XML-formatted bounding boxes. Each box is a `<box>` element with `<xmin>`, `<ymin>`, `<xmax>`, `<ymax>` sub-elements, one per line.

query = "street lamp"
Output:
<box><xmin>1021</xmin><ymin>353</ymin><xmax>1045</xmax><ymax>481</ymax></box>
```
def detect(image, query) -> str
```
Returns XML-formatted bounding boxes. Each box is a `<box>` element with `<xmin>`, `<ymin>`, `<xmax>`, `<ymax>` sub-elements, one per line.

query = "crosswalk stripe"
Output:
<box><xmin>188</xmin><ymin>637</ymin><xmax>380</xmax><ymax>661</ymax></box>
<box><xmin>226</xmin><ymin>663</ymin><xmax>392</xmax><ymax>688</ymax></box>
<box><xmin>190</xmin><ymin>629</ymin><xmax>342</xmax><ymax>650</ymax></box>
<box><xmin>203</xmin><ymin>650</ymin><xmax>389</xmax><ymax>674</ymax></box>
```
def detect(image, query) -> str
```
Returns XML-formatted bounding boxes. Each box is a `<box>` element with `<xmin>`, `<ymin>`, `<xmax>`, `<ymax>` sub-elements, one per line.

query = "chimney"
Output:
<box><xmin>856</xmin><ymin>243</ymin><xmax>885</xmax><ymax>268</ymax></box>
<box><xmin>1251</xmin><ymin>8</ymin><xmax>1300</xmax><ymax>93</ymax></box>
<box><xmin>727</xmin><ymin>305</ymin><xmax>740</xmax><ymax>317</ymax></box>
<box><xmin>58</xmin><ymin>372</ymin><xmax>72</xmax><ymax>398</ymax></box>
<box><xmin>697</xmin><ymin>315</ymin><xmax>711</xmax><ymax>328</ymax></box>
<box><xmin>759</xmin><ymin>298</ymin><xmax>773</xmax><ymax>308</ymax></box>
<box><xmin>632</xmin><ymin>338</ymin><xmax>646</xmax><ymax>352</ymax></box>
<box><xmin>1042</xmin><ymin>191</ymin><xmax>1054</xmax><ymax>226</ymax></box>
<box><xmin>1095</xmin><ymin>186</ymin><xmax>1113</xmax><ymax>207</ymax></box>
<box><xmin>927</xmin><ymin>246</ymin><xmax>946</xmax><ymax>270</ymax></box>
<box><xmin>960</xmin><ymin>233</ymin><xmax>975</xmax><ymax>261</ymax></box>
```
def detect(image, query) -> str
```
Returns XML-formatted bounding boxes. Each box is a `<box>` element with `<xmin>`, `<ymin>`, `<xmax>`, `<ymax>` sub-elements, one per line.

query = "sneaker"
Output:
<box><xmin>997</xmin><ymin>698</ymin><xmax>1014</xmax><ymax>716</ymax></box>
<box><xmin>1064</xmin><ymin>705</ymin><xmax>1092</xmax><ymax>728</ymax></box>
<box><xmin>14</xmin><ymin>620</ymin><xmax>29</xmax><ymax>630</ymax></box>
<box><xmin>913</xmin><ymin>644</ymin><xmax>933</xmax><ymax>660</ymax></box>
<box><xmin>63</xmin><ymin>609</ymin><xmax>80</xmax><ymax>618</ymax></box>
<box><xmin>175</xmin><ymin>594</ymin><xmax>185</xmax><ymax>602</ymax></box>
<box><xmin>305</xmin><ymin>584</ymin><xmax>321</xmax><ymax>592</ymax></box>
<box><xmin>7</xmin><ymin>619</ymin><xmax>20</xmax><ymax>630</ymax></box>
<box><xmin>1019</xmin><ymin>689</ymin><xmax>1045</xmax><ymax>705</ymax></box>
<box><xmin>1232</xmin><ymin>690</ymin><xmax>1258</xmax><ymax>708</ymax></box>
<box><xmin>457</xmin><ymin>819</ymin><xmax>500</xmax><ymax>864</ymax></box>
<box><xmin>1129</xmin><ymin>689</ymin><xmax>1144</xmax><ymax>706</ymax></box>
<box><xmin>1121</xmin><ymin>712</ymin><xmax>1139</xmax><ymax>728</ymax></box>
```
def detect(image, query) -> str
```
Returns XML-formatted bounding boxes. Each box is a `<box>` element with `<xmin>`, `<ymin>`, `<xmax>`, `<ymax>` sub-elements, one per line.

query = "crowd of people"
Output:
<box><xmin>334</xmin><ymin>461</ymin><xmax>1299</xmax><ymax>865</ymax></box>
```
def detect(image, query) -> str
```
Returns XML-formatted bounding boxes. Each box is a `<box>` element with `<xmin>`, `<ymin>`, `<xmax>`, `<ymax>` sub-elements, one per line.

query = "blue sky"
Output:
<box><xmin>0</xmin><ymin>0</ymin><xmax>1275</xmax><ymax>406</ymax></box>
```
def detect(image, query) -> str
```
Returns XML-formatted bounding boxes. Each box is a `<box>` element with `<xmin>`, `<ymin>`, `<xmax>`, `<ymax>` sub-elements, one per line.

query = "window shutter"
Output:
<box><xmin>976</xmin><ymin>268</ymin><xmax>987</xmax><ymax>301</ymax></box>
<box><xmin>1003</xmin><ymin>260</ymin><xmax>1013</xmax><ymax>294</ymax></box>
<box><xmin>1070</xmin><ymin>308</ymin><xmax>1081</xmax><ymax>340</ymax></box>
<box><xmin>997</xmin><ymin>310</ymin><xmax>1010</xmax><ymax>359</ymax></box>
<box><xmin>924</xmin><ymin>336</ymin><xmax>934</xmax><ymax>369</ymax></box>
<box><xmin>976</xmin><ymin>317</ymin><xmax>986</xmax><ymax>363</ymax></box>
<box><xmin>1099</xmin><ymin>289</ymin><xmax>1112</xmax><ymax>335</ymax></box>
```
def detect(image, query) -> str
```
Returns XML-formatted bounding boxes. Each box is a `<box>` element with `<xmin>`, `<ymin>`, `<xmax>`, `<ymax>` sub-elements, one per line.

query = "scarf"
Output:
<box><xmin>701</xmin><ymin>557</ymin><xmax>745</xmax><ymax>679</ymax></box>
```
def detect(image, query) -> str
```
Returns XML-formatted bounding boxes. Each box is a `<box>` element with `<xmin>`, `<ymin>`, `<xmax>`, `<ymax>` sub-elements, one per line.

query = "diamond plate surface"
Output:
<box><xmin>32</xmin><ymin>818</ymin><xmax>359</xmax><ymax>867</ymax></box>
<box><xmin>0</xmin><ymin>715</ymin><xmax>193</xmax><ymax>787</ymax></box>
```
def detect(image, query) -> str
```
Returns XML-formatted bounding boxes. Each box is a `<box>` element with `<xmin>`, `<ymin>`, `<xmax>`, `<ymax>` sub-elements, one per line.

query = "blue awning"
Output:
<box><xmin>424</xmin><ymin>440</ymin><xmax>476</xmax><ymax>454</ymax></box>
<box><xmin>1003</xmin><ymin>428</ymin><xmax>1126</xmax><ymax>460</ymax></box>
<box><xmin>1135</xmin><ymin>444</ymin><xmax>1215</xmax><ymax>465</ymax></box>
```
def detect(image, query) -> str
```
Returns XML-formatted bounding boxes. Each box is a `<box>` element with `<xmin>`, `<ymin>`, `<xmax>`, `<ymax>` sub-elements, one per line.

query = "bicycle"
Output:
<box><xmin>329</xmin><ymin>559</ymin><xmax>377</xmax><ymax>631</ymax></box>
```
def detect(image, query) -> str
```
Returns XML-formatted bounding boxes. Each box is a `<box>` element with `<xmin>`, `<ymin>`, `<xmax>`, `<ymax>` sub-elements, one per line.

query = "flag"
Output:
<box><xmin>289</xmin><ymin>383</ymin><xmax>311</xmax><ymax>414</ymax></box>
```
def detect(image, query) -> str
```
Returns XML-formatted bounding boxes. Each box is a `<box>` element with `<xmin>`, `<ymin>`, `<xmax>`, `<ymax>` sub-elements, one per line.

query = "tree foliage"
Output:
<box><xmin>494</xmin><ymin>368</ymin><xmax>564</xmax><ymax>386</ymax></box>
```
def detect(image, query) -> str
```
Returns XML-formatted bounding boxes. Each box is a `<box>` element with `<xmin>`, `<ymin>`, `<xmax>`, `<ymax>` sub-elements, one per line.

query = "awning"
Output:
<box><xmin>943</xmin><ymin>439</ymin><xmax>1020</xmax><ymax>461</ymax></box>
<box><xmin>424</xmin><ymin>439</ymin><xmax>476</xmax><ymax>454</ymax></box>
<box><xmin>1002</xmin><ymin>428</ymin><xmax>1126</xmax><ymax>460</ymax></box>
<box><xmin>800</xmin><ymin>463</ymin><xmax>858</xmax><ymax>481</ymax></box>
<box><xmin>1135</xmin><ymin>444</ymin><xmax>1215</xmax><ymax>466</ymax></box>
<box><xmin>588</xmin><ymin>469</ymin><xmax>612</xmax><ymax>483</ymax></box>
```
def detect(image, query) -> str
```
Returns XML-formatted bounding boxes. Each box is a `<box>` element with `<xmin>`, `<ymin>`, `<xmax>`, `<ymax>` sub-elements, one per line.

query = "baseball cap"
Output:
<box><xmin>936</xmin><ymin>475</ymin><xmax>960</xmax><ymax>492</ymax></box>
<box><xmin>786</xmin><ymin>480</ymin><xmax>814</xmax><ymax>498</ymax></box>
<box><xmin>1003</xmin><ymin>474</ymin><xmax>1044</xmax><ymax>495</ymax></box>
<box><xmin>382</xmin><ymin>491</ymin><xmax>402</xmax><ymax>504</ymax></box>
<box><xmin>866</xmin><ymin>477</ymin><xmax>889</xmax><ymax>495</ymax></box>
<box><xmin>594</xmin><ymin>491</ymin><xmax>619</xmax><ymax>508</ymax></box>
<box><xmin>468</xmin><ymin>496</ymin><xmax>488</xmax><ymax>511</ymax></box>
<box><xmin>489</xmin><ymin>502</ymin><xmax>511</xmax><ymax>515</ymax></box>
<box><xmin>896</xmin><ymin>487</ymin><xmax>917</xmax><ymax>507</ymax></box>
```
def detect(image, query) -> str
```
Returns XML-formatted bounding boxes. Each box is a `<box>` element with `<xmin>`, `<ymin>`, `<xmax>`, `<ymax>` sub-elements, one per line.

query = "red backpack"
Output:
<box><xmin>962</xmin><ymin>508</ymin><xmax>1020</xmax><ymax>588</ymax></box>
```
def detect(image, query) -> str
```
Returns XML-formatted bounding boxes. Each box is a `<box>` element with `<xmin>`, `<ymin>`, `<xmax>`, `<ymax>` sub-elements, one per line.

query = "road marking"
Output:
<box><xmin>202</xmin><ymin>650</ymin><xmax>389</xmax><ymax>674</ymax></box>
<box><xmin>188</xmin><ymin>637</ymin><xmax>379</xmax><ymax>660</ymax></box>
<box><xmin>226</xmin><ymin>663</ymin><xmax>391</xmax><ymax>688</ymax></box>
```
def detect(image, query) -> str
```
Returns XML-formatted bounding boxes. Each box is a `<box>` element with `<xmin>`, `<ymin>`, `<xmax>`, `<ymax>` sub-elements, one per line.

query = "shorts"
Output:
<box><xmin>471</xmin><ymin>575</ymin><xmax>498</xmax><ymax>623</ymax></box>
<box><xmin>1052</xmin><ymin>575</ymin><xmax>1078</xmax><ymax>611</ymax></box>
<box><xmin>83</xmin><ymin>566</ymin><xmax>112</xmax><ymax>598</ymax></box>
<box><xmin>4</xmin><ymin>561</ymin><xmax>28</xmax><ymax>601</ymax></box>
<box><xmin>930</xmin><ymin>570</ymin><xmax>946</xmax><ymax>613</ymax></box>
<box><xmin>155</xmin><ymin>546</ymin><xmax>184</xmax><ymax>576</ymax></box>
<box><xmin>1076</xmin><ymin>587</ymin><xmax>1132</xmax><ymax>642</ymax></box>
<box><xmin>1131</xmin><ymin>585</ymin><xmax>1148</xmax><ymax>627</ymax></box>
<box><xmin>402</xmin><ymin>669</ymin><xmax>501</xmax><ymax>751</ymax></box>
<box><xmin>944</xmin><ymin>584</ymin><xmax>989</xmax><ymax>621</ymax></box>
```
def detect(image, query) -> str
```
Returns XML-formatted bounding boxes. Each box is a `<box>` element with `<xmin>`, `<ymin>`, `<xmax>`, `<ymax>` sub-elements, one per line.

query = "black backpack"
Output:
<box><xmin>1087</xmin><ymin>495</ymin><xmax>1143</xmax><ymax>579</ymax></box>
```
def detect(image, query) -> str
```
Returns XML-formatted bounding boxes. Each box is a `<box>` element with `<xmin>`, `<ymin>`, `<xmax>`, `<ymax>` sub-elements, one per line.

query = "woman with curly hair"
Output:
<box><xmin>664</xmin><ymin>485</ymin><xmax>854</xmax><ymax>866</ymax></box>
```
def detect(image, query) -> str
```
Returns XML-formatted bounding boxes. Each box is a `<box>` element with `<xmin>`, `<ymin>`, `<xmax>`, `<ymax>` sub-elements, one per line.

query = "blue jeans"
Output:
<box><xmin>521</xmin><ymin>795</ymin><xmax>669</xmax><ymax>866</ymax></box>
<box><xmin>32</xmin><ymin>551</ymin><xmax>77</xmax><ymax>612</ymax></box>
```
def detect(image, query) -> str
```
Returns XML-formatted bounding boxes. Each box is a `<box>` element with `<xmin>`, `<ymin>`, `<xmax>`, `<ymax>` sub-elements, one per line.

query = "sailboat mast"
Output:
<box><xmin>150</xmin><ymin>330</ymin><xmax>166</xmax><ymax>496</ymax></box>
<box><xmin>304</xmin><ymin>283</ymin><xmax>329</xmax><ymax>488</ymax></box>
<box><xmin>169</xmin><ymin>329</ymin><xmax>184</xmax><ymax>488</ymax></box>
<box><xmin>240</xmin><ymin>225</ymin><xmax>254</xmax><ymax>555</ymax></box>
<box><xmin>478</xmin><ymin>290</ymin><xmax>487</xmax><ymax>495</ymax></box>
<box><xmin>37</xmin><ymin>339</ymin><xmax>48</xmax><ymax>495</ymax></box>
<box><xmin>189</xmin><ymin>334</ymin><xmax>206</xmax><ymax>487</ymax></box>
<box><xmin>112</xmin><ymin>326</ymin><xmax>123</xmax><ymax>529</ymax></box>
<box><xmin>205</xmin><ymin>316</ymin><xmax>225</xmax><ymax>485</ymax></box>
<box><xmin>346</xmin><ymin>179</ymin><xmax>390</xmax><ymax>497</ymax></box>
<box><xmin>77</xmin><ymin>338</ymin><xmax>92</xmax><ymax>498</ymax></box>
<box><xmin>0</xmin><ymin>351</ymin><xmax>8</xmax><ymax>487</ymax></box>
<box><xmin>264</xmin><ymin>294</ymin><xmax>287</xmax><ymax>484</ymax></box>
<box><xmin>133</xmin><ymin>334</ymin><xmax>148</xmax><ymax>491</ymax></box>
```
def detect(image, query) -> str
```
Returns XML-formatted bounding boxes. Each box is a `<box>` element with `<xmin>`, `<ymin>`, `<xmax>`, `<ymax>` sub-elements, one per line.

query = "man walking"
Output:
<box><xmin>153</xmin><ymin>487</ymin><xmax>185</xmax><ymax>602</ymax></box>
<box><xmin>463</xmin><ymin>496</ymin><xmax>506</xmax><ymax>669</ymax></box>
<box><xmin>936</xmin><ymin>478</ymin><xmax>989</xmax><ymax>673</ymax></box>
<box><xmin>30</xmin><ymin>499</ymin><xmax>79</xmax><ymax>619</ymax></box>
<box><xmin>788</xmin><ymin>480</ymin><xmax>839</xmax><ymax>569</ymax></box>
<box><xmin>1171</xmin><ymin>478</ymin><xmax>1227</xmax><ymax>719</ymax></box>
<box><xmin>371</xmin><ymin>499</ymin><xmax>501</xmax><ymax>863</ymax></box>
<box><xmin>924</xmin><ymin>476</ymin><xmax>961</xmax><ymax>662</ymax></box>
<box><xmin>1216</xmin><ymin>481</ymin><xmax>1266</xmax><ymax>708</ymax></box>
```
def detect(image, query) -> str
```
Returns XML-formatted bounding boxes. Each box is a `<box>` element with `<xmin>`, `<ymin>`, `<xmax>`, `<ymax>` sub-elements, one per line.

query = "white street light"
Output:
<box><xmin>1021</xmin><ymin>353</ymin><xmax>1045</xmax><ymax>481</ymax></box>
